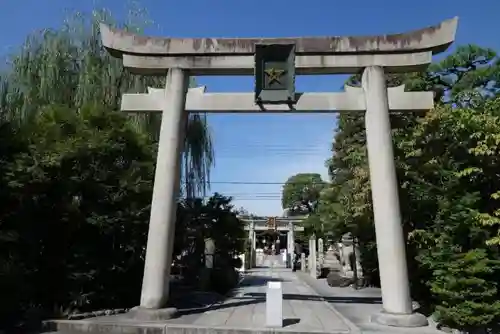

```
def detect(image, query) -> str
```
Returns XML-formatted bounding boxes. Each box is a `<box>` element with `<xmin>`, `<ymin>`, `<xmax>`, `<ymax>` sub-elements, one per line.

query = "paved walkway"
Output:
<box><xmin>45</xmin><ymin>255</ymin><xmax>446</xmax><ymax>333</ymax></box>
<box><xmin>298</xmin><ymin>273</ymin><xmax>443</xmax><ymax>334</ymax></box>
<box><xmin>188</xmin><ymin>255</ymin><xmax>356</xmax><ymax>333</ymax></box>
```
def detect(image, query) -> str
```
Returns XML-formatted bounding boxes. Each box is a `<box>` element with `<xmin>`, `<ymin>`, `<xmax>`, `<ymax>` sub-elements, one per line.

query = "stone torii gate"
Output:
<box><xmin>99</xmin><ymin>17</ymin><xmax>458</xmax><ymax>327</ymax></box>
<box><xmin>241</xmin><ymin>216</ymin><xmax>304</xmax><ymax>267</ymax></box>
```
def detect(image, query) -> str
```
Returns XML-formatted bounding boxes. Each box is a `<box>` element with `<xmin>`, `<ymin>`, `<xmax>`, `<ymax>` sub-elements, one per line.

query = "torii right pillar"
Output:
<box><xmin>363</xmin><ymin>66</ymin><xmax>425</xmax><ymax>327</ymax></box>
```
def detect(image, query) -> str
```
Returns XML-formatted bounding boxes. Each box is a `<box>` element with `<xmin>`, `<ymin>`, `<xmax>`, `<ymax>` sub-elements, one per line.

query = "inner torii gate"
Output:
<box><xmin>240</xmin><ymin>216</ymin><xmax>304</xmax><ymax>267</ymax></box>
<box><xmin>99</xmin><ymin>17</ymin><xmax>458</xmax><ymax>327</ymax></box>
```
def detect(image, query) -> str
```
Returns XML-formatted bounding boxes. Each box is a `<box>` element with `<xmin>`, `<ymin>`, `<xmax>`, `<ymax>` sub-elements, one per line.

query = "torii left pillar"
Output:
<box><xmin>287</xmin><ymin>222</ymin><xmax>295</xmax><ymax>268</ymax></box>
<box><xmin>248</xmin><ymin>220</ymin><xmax>256</xmax><ymax>269</ymax></box>
<box><xmin>130</xmin><ymin>68</ymin><xmax>189</xmax><ymax>320</ymax></box>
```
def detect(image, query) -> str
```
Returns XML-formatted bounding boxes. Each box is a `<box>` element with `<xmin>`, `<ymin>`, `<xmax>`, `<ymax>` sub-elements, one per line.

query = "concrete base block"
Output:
<box><xmin>44</xmin><ymin>320</ymin><xmax>354</xmax><ymax>334</ymax></box>
<box><xmin>127</xmin><ymin>306</ymin><xmax>178</xmax><ymax>320</ymax></box>
<box><xmin>370</xmin><ymin>310</ymin><xmax>428</xmax><ymax>328</ymax></box>
<box><xmin>44</xmin><ymin>319</ymin><xmax>166</xmax><ymax>334</ymax></box>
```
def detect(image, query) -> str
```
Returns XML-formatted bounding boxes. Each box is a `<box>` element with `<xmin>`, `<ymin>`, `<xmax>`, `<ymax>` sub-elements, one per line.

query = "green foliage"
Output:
<box><xmin>173</xmin><ymin>193</ymin><xmax>245</xmax><ymax>291</ymax></box>
<box><xmin>299</xmin><ymin>213</ymin><xmax>323</xmax><ymax>239</ymax></box>
<box><xmin>309</xmin><ymin>44</ymin><xmax>500</xmax><ymax>330</ymax></box>
<box><xmin>0</xmin><ymin>104</ymin><xmax>154</xmax><ymax>328</ymax></box>
<box><xmin>281</xmin><ymin>173</ymin><xmax>326</xmax><ymax>242</ymax></box>
<box><xmin>427</xmin><ymin>249</ymin><xmax>500</xmax><ymax>330</ymax></box>
<box><xmin>0</xmin><ymin>104</ymin><xmax>242</xmax><ymax>330</ymax></box>
<box><xmin>400</xmin><ymin>98</ymin><xmax>500</xmax><ymax>327</ymax></box>
<box><xmin>175</xmin><ymin>193</ymin><xmax>245</xmax><ymax>267</ymax></box>
<box><xmin>281</xmin><ymin>173</ymin><xmax>325</xmax><ymax>212</ymax></box>
<box><xmin>0</xmin><ymin>7</ymin><xmax>244</xmax><ymax>332</ymax></box>
<box><xmin>0</xmin><ymin>7</ymin><xmax>213</xmax><ymax>198</ymax></box>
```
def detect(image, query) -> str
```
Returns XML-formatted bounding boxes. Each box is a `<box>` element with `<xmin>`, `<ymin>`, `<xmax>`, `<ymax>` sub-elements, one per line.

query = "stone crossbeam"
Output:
<box><xmin>101</xmin><ymin>18</ymin><xmax>457</xmax><ymax>56</ymax></box>
<box><xmin>121</xmin><ymin>85</ymin><xmax>433</xmax><ymax>113</ymax></box>
<box><xmin>101</xmin><ymin>18</ymin><xmax>457</xmax><ymax>75</ymax></box>
<box><xmin>239</xmin><ymin>217</ymin><xmax>304</xmax><ymax>222</ymax></box>
<box><xmin>244</xmin><ymin>226</ymin><xmax>305</xmax><ymax>232</ymax></box>
<box><xmin>121</xmin><ymin>53</ymin><xmax>432</xmax><ymax>75</ymax></box>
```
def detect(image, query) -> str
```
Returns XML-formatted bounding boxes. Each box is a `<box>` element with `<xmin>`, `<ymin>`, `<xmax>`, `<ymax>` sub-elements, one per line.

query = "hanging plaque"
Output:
<box><xmin>254</xmin><ymin>43</ymin><xmax>296</xmax><ymax>104</ymax></box>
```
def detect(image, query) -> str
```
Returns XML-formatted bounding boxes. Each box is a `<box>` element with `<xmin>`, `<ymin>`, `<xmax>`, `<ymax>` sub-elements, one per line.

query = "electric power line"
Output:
<box><xmin>185</xmin><ymin>198</ymin><xmax>283</xmax><ymax>200</ymax></box>
<box><xmin>185</xmin><ymin>181</ymin><xmax>328</xmax><ymax>185</ymax></box>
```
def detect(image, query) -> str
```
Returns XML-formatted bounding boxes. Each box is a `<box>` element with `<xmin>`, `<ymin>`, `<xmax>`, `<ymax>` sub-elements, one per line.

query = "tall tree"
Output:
<box><xmin>317</xmin><ymin>44</ymin><xmax>500</xmax><ymax>329</ymax></box>
<box><xmin>0</xmin><ymin>8</ymin><xmax>214</xmax><ymax>197</ymax></box>
<box><xmin>0</xmin><ymin>7</ymin><xmax>218</xmax><ymax>330</ymax></box>
<box><xmin>281</xmin><ymin>173</ymin><xmax>325</xmax><ymax>214</ymax></box>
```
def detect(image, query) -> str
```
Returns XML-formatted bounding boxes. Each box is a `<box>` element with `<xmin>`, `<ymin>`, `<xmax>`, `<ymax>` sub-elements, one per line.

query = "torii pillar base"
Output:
<box><xmin>127</xmin><ymin>306</ymin><xmax>178</xmax><ymax>321</ymax></box>
<box><xmin>371</xmin><ymin>311</ymin><xmax>428</xmax><ymax>328</ymax></box>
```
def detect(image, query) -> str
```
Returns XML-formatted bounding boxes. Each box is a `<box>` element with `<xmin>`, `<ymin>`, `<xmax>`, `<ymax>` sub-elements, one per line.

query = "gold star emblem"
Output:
<box><xmin>265</xmin><ymin>68</ymin><xmax>285</xmax><ymax>85</ymax></box>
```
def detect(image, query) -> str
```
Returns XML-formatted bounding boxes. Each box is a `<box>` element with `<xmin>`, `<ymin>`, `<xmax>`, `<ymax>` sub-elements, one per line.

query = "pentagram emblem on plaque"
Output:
<box><xmin>264</xmin><ymin>68</ymin><xmax>286</xmax><ymax>85</ymax></box>
<box><xmin>254</xmin><ymin>44</ymin><xmax>296</xmax><ymax>104</ymax></box>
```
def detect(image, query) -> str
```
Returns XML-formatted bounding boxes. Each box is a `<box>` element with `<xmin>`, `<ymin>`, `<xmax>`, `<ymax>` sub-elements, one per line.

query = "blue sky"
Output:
<box><xmin>2</xmin><ymin>0</ymin><xmax>499</xmax><ymax>216</ymax></box>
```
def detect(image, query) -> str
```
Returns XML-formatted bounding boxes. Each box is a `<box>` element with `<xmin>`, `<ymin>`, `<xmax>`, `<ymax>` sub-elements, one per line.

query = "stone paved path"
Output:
<box><xmin>298</xmin><ymin>272</ymin><xmax>443</xmax><ymax>334</ymax></box>
<box><xmin>46</xmin><ymin>255</ymin><xmax>359</xmax><ymax>333</ymax></box>
<box><xmin>45</xmin><ymin>255</ymin><xmax>443</xmax><ymax>333</ymax></box>
<box><xmin>188</xmin><ymin>255</ymin><xmax>356</xmax><ymax>333</ymax></box>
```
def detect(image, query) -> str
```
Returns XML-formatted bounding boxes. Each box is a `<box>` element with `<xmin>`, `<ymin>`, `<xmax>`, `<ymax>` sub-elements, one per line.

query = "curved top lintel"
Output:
<box><xmin>100</xmin><ymin>17</ymin><xmax>458</xmax><ymax>58</ymax></box>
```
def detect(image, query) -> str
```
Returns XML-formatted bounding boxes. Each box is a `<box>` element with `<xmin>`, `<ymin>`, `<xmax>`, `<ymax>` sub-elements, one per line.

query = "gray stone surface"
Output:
<box><xmin>265</xmin><ymin>281</ymin><xmax>283</xmax><ymax>327</ymax></box>
<box><xmin>121</xmin><ymin>85</ymin><xmax>434</xmax><ymax>114</ymax></box>
<box><xmin>127</xmin><ymin>306</ymin><xmax>178</xmax><ymax>320</ymax></box>
<box><xmin>370</xmin><ymin>311</ymin><xmax>428</xmax><ymax>328</ymax></box>
<box><xmin>43</xmin><ymin>257</ymin><xmax>448</xmax><ymax>334</ymax></box>
<box><xmin>45</xmin><ymin>256</ymin><xmax>358</xmax><ymax>334</ymax></box>
<box><xmin>297</xmin><ymin>273</ymin><xmax>444</xmax><ymax>334</ymax></box>
<box><xmin>188</xmin><ymin>256</ymin><xmax>356</xmax><ymax>333</ymax></box>
<box><xmin>308</xmin><ymin>237</ymin><xmax>317</xmax><ymax>279</ymax></box>
<box><xmin>121</xmin><ymin>52</ymin><xmax>434</xmax><ymax>76</ymax></box>
<box><xmin>135</xmin><ymin>68</ymin><xmax>189</xmax><ymax>310</ymax></box>
<box><xmin>100</xmin><ymin>18</ymin><xmax>457</xmax><ymax>56</ymax></box>
<box><xmin>100</xmin><ymin>18</ymin><xmax>458</xmax><ymax>76</ymax></box>
<box><xmin>363</xmin><ymin>66</ymin><xmax>416</xmax><ymax>317</ymax></box>
<box><xmin>317</xmin><ymin>238</ymin><xmax>324</xmax><ymax>270</ymax></box>
<box><xmin>300</xmin><ymin>253</ymin><xmax>306</xmax><ymax>272</ymax></box>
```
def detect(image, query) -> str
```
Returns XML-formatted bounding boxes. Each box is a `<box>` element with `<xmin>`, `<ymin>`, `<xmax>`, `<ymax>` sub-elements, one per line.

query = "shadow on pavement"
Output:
<box><xmin>177</xmin><ymin>290</ymin><xmax>381</xmax><ymax>317</ymax></box>
<box><xmin>170</xmin><ymin>290</ymin><xmax>225</xmax><ymax>312</ymax></box>
<box><xmin>244</xmin><ymin>292</ymin><xmax>382</xmax><ymax>304</ymax></box>
<box><xmin>283</xmin><ymin>318</ymin><xmax>300</xmax><ymax>327</ymax></box>
<box><xmin>175</xmin><ymin>274</ymin><xmax>285</xmax><ymax>316</ymax></box>
<box><xmin>237</xmin><ymin>275</ymin><xmax>287</xmax><ymax>288</ymax></box>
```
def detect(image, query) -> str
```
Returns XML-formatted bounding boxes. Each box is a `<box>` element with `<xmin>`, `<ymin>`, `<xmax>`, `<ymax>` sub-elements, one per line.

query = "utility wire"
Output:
<box><xmin>184</xmin><ymin>181</ymin><xmax>328</xmax><ymax>185</ymax></box>
<box><xmin>185</xmin><ymin>198</ymin><xmax>284</xmax><ymax>200</ymax></box>
<box><xmin>214</xmin><ymin>144</ymin><xmax>331</xmax><ymax>152</ymax></box>
<box><xmin>214</xmin><ymin>194</ymin><xmax>284</xmax><ymax>196</ymax></box>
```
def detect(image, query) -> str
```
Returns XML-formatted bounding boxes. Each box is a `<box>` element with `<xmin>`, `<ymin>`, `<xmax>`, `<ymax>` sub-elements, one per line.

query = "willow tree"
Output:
<box><xmin>0</xmin><ymin>8</ymin><xmax>213</xmax><ymax>197</ymax></box>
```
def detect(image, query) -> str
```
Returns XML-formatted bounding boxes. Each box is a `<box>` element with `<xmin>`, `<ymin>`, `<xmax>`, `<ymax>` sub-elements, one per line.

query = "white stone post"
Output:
<box><xmin>266</xmin><ymin>282</ymin><xmax>283</xmax><ymax>327</ymax></box>
<box><xmin>204</xmin><ymin>238</ymin><xmax>215</xmax><ymax>269</ymax></box>
<box><xmin>318</xmin><ymin>238</ymin><xmax>324</xmax><ymax>269</ymax></box>
<box><xmin>362</xmin><ymin>66</ymin><xmax>427</xmax><ymax>327</ymax></box>
<box><xmin>287</xmin><ymin>222</ymin><xmax>295</xmax><ymax>268</ymax></box>
<box><xmin>252</xmin><ymin>230</ymin><xmax>257</xmax><ymax>267</ymax></box>
<box><xmin>309</xmin><ymin>236</ymin><xmax>317</xmax><ymax>278</ymax></box>
<box><xmin>248</xmin><ymin>221</ymin><xmax>255</xmax><ymax>269</ymax></box>
<box><xmin>201</xmin><ymin>238</ymin><xmax>215</xmax><ymax>290</ymax></box>
<box><xmin>139</xmin><ymin>68</ymin><xmax>189</xmax><ymax>312</ymax></box>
